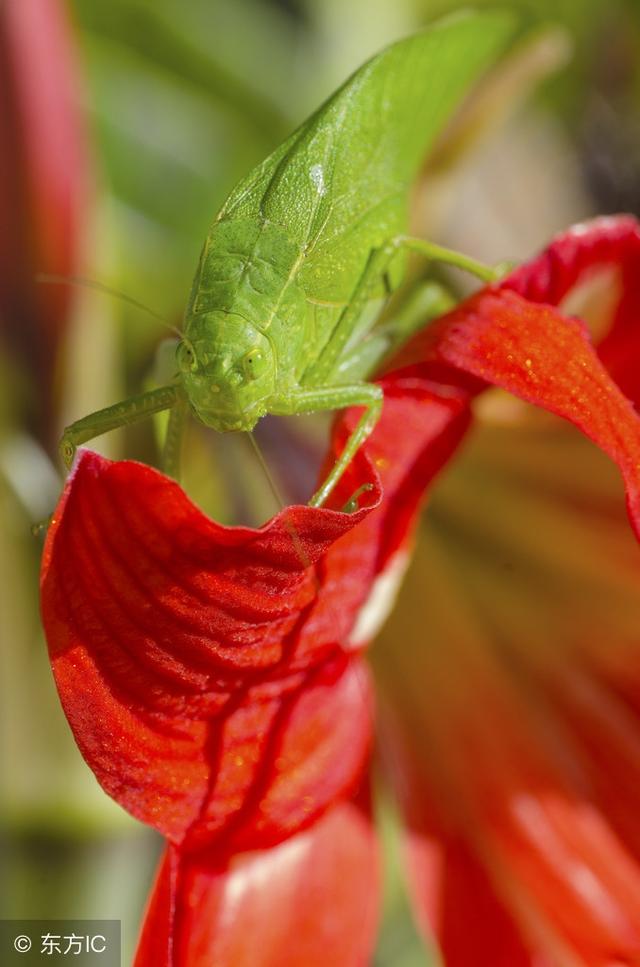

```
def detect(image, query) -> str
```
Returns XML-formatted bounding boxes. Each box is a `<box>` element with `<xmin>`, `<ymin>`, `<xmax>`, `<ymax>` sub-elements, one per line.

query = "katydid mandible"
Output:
<box><xmin>60</xmin><ymin>12</ymin><xmax>513</xmax><ymax>507</ymax></box>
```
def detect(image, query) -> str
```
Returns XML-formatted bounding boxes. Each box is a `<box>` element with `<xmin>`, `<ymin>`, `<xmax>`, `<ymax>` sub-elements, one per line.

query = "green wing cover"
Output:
<box><xmin>215</xmin><ymin>10</ymin><xmax>515</xmax><ymax>302</ymax></box>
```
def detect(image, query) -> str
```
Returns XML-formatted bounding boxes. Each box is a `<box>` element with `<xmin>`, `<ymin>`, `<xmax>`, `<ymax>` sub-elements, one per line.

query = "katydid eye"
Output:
<box><xmin>242</xmin><ymin>349</ymin><xmax>268</xmax><ymax>380</ymax></box>
<box><xmin>177</xmin><ymin>341</ymin><xmax>197</xmax><ymax>372</ymax></box>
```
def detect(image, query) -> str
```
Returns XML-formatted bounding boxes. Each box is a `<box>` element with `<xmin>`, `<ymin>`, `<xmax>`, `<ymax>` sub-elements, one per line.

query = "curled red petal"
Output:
<box><xmin>503</xmin><ymin>214</ymin><xmax>640</xmax><ymax>404</ymax></box>
<box><xmin>41</xmin><ymin>449</ymin><xmax>374</xmax><ymax>845</ymax></box>
<box><xmin>41</xmin><ymin>377</ymin><xmax>468</xmax><ymax>845</ymax></box>
<box><xmin>43</xmin><ymin>506</ymin><xmax>371</xmax><ymax>850</ymax></box>
<box><xmin>502</xmin><ymin>214</ymin><xmax>640</xmax><ymax>308</ymax></box>
<box><xmin>399</xmin><ymin>286</ymin><xmax>640</xmax><ymax>537</ymax></box>
<box><xmin>135</xmin><ymin>800</ymin><xmax>379</xmax><ymax>967</ymax></box>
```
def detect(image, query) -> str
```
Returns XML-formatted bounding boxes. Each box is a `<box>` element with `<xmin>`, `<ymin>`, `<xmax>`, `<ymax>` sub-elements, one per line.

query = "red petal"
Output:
<box><xmin>377</xmin><ymin>220</ymin><xmax>640</xmax><ymax>963</ymax></box>
<box><xmin>41</xmin><ymin>450</ymin><xmax>376</xmax><ymax>844</ymax></box>
<box><xmin>134</xmin><ymin>845</ymin><xmax>180</xmax><ymax>967</ymax></box>
<box><xmin>398</xmin><ymin>286</ymin><xmax>640</xmax><ymax>537</ymax></box>
<box><xmin>40</xmin><ymin>381</ymin><xmax>466</xmax><ymax>847</ymax></box>
<box><xmin>376</xmin><ymin>516</ymin><xmax>640</xmax><ymax>964</ymax></box>
<box><xmin>135</xmin><ymin>801</ymin><xmax>379</xmax><ymax>967</ymax></box>
<box><xmin>405</xmin><ymin>833</ymin><xmax>548</xmax><ymax>967</ymax></box>
<box><xmin>308</xmin><ymin>376</ymin><xmax>470</xmax><ymax>651</ymax></box>
<box><xmin>503</xmin><ymin>215</ymin><xmax>640</xmax><ymax>405</ymax></box>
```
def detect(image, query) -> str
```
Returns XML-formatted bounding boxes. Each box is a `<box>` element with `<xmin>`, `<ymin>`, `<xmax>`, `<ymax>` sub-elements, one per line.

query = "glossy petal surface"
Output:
<box><xmin>135</xmin><ymin>800</ymin><xmax>379</xmax><ymax>967</ymax></box>
<box><xmin>41</xmin><ymin>379</ymin><xmax>468</xmax><ymax>851</ymax></box>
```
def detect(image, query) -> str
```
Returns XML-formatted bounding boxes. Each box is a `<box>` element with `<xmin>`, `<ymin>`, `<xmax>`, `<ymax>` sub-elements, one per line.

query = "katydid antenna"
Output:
<box><xmin>36</xmin><ymin>273</ymin><xmax>183</xmax><ymax>339</ymax></box>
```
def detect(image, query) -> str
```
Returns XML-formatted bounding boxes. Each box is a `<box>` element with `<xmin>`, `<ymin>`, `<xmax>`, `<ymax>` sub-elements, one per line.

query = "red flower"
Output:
<box><xmin>40</xmin><ymin>216</ymin><xmax>640</xmax><ymax>964</ymax></box>
<box><xmin>378</xmin><ymin>215</ymin><xmax>640</xmax><ymax>965</ymax></box>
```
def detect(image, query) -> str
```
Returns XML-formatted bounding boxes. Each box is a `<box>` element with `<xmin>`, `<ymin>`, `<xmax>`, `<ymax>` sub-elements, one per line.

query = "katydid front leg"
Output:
<box><xmin>271</xmin><ymin>383</ymin><xmax>383</xmax><ymax>508</ymax></box>
<box><xmin>162</xmin><ymin>396</ymin><xmax>190</xmax><ymax>480</ymax></box>
<box><xmin>59</xmin><ymin>383</ymin><xmax>183</xmax><ymax>468</ymax></box>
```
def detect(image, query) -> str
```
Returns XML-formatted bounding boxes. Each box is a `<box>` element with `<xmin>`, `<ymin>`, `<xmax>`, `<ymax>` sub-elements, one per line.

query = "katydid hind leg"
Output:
<box><xmin>335</xmin><ymin>279</ymin><xmax>455</xmax><ymax>384</ymax></box>
<box><xmin>304</xmin><ymin>234</ymin><xmax>499</xmax><ymax>388</ymax></box>
<box><xmin>59</xmin><ymin>383</ymin><xmax>183</xmax><ymax>468</ymax></box>
<box><xmin>303</xmin><ymin>244</ymin><xmax>399</xmax><ymax>387</ymax></box>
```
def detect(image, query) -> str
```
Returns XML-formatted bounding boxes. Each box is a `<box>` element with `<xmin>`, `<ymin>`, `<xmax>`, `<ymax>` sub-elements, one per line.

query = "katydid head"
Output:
<box><xmin>177</xmin><ymin>312</ymin><xmax>276</xmax><ymax>432</ymax></box>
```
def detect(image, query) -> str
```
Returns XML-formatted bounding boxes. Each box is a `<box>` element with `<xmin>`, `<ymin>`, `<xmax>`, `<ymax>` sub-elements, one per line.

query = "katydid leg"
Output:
<box><xmin>335</xmin><ymin>279</ymin><xmax>455</xmax><ymax>383</ymax></box>
<box><xmin>59</xmin><ymin>383</ymin><xmax>183</xmax><ymax>468</ymax></box>
<box><xmin>303</xmin><ymin>246</ymin><xmax>398</xmax><ymax>386</ymax></box>
<box><xmin>309</xmin><ymin>395</ymin><xmax>381</xmax><ymax>508</ymax></box>
<box><xmin>305</xmin><ymin>235</ymin><xmax>499</xmax><ymax>387</ymax></box>
<box><xmin>162</xmin><ymin>396</ymin><xmax>190</xmax><ymax>480</ymax></box>
<box><xmin>398</xmin><ymin>236</ymin><xmax>499</xmax><ymax>282</ymax></box>
<box><xmin>272</xmin><ymin>382</ymin><xmax>383</xmax><ymax>507</ymax></box>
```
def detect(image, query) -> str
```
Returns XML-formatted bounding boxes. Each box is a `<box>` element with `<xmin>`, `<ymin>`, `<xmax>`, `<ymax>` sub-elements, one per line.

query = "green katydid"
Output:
<box><xmin>60</xmin><ymin>11</ymin><xmax>514</xmax><ymax>507</ymax></box>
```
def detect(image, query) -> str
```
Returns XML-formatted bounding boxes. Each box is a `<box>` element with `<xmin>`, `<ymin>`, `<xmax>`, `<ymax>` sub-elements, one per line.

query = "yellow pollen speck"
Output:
<box><xmin>234</xmin><ymin>756</ymin><xmax>245</xmax><ymax>767</ymax></box>
<box><xmin>524</xmin><ymin>358</ymin><xmax>532</xmax><ymax>369</ymax></box>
